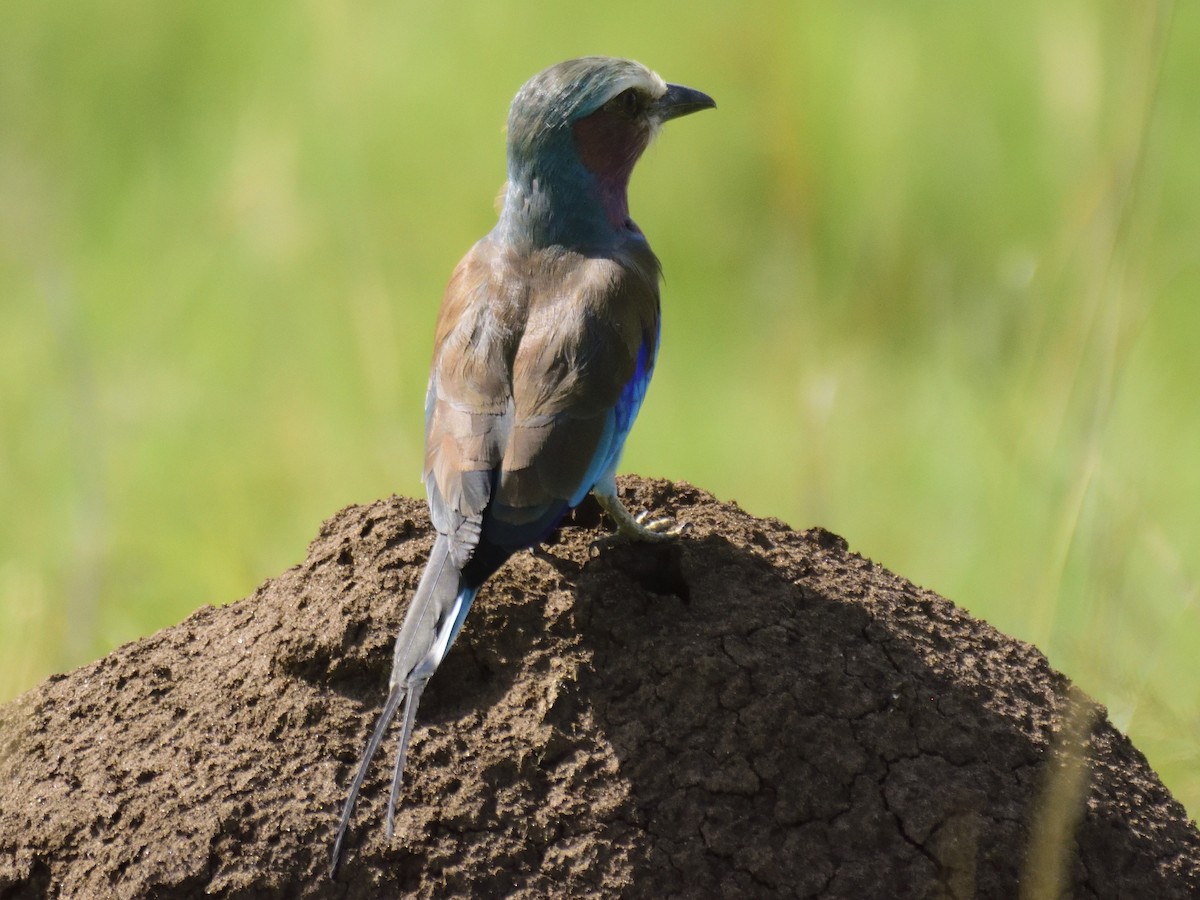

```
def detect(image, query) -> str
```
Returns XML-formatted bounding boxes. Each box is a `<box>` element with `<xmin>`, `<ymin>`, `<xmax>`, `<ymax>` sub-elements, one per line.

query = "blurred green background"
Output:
<box><xmin>2</xmin><ymin>0</ymin><xmax>1196</xmax><ymax>818</ymax></box>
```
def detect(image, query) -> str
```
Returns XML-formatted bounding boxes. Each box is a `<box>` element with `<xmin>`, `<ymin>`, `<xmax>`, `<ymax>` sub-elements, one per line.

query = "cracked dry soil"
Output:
<box><xmin>1</xmin><ymin>477</ymin><xmax>1198</xmax><ymax>898</ymax></box>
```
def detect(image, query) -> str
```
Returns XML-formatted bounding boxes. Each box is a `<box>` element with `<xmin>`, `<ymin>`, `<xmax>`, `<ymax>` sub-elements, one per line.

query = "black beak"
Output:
<box><xmin>654</xmin><ymin>82</ymin><xmax>717</xmax><ymax>122</ymax></box>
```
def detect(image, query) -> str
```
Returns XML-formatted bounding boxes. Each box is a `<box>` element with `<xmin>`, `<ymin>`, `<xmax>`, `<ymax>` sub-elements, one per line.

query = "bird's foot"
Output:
<box><xmin>623</xmin><ymin>508</ymin><xmax>690</xmax><ymax>540</ymax></box>
<box><xmin>590</xmin><ymin>490</ymin><xmax>690</xmax><ymax>555</ymax></box>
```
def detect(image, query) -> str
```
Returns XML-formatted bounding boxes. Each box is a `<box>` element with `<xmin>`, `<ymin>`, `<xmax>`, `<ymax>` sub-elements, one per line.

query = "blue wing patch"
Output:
<box><xmin>568</xmin><ymin>327</ymin><xmax>658</xmax><ymax>506</ymax></box>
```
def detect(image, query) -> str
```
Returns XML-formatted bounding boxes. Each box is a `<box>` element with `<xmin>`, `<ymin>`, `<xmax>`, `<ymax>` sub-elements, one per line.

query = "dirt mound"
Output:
<box><xmin>1</xmin><ymin>477</ymin><xmax>1197</xmax><ymax>898</ymax></box>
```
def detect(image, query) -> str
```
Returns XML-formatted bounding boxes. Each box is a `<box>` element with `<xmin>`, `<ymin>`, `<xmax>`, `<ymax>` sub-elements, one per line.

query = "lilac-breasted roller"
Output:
<box><xmin>330</xmin><ymin>57</ymin><xmax>714</xmax><ymax>873</ymax></box>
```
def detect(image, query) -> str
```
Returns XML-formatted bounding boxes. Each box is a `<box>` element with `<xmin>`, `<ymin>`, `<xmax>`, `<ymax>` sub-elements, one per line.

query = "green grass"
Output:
<box><xmin>2</xmin><ymin>1</ymin><xmax>1196</xmax><ymax>819</ymax></box>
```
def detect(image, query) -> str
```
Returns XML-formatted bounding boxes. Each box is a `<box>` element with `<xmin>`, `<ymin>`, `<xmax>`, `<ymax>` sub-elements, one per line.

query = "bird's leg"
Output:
<box><xmin>591</xmin><ymin>476</ymin><xmax>689</xmax><ymax>547</ymax></box>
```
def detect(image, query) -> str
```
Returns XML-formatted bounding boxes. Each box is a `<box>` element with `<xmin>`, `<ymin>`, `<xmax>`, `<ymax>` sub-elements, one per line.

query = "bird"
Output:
<box><xmin>329</xmin><ymin>56</ymin><xmax>714</xmax><ymax>875</ymax></box>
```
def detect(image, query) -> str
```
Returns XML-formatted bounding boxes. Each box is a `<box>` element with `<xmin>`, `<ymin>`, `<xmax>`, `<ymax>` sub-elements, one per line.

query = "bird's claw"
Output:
<box><xmin>628</xmin><ymin>509</ymin><xmax>690</xmax><ymax>539</ymax></box>
<box><xmin>588</xmin><ymin>507</ymin><xmax>690</xmax><ymax>557</ymax></box>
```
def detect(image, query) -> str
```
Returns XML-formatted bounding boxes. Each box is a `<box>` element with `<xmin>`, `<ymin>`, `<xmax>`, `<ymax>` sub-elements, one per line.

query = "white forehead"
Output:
<box><xmin>605</xmin><ymin>65</ymin><xmax>668</xmax><ymax>100</ymax></box>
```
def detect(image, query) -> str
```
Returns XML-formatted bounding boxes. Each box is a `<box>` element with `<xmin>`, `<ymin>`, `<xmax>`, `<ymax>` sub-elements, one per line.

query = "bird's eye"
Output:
<box><xmin>606</xmin><ymin>89</ymin><xmax>642</xmax><ymax>117</ymax></box>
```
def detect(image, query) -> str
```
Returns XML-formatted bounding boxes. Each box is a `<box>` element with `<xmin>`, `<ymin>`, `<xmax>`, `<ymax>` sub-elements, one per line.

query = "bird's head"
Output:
<box><xmin>499</xmin><ymin>57</ymin><xmax>715</xmax><ymax>248</ymax></box>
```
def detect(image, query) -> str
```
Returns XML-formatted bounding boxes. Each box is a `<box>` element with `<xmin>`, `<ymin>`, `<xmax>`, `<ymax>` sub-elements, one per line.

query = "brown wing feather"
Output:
<box><xmin>424</xmin><ymin>236</ymin><xmax>660</xmax><ymax>529</ymax></box>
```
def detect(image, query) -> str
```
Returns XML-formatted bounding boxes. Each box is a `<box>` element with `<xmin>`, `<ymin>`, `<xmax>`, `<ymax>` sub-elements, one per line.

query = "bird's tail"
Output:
<box><xmin>330</xmin><ymin>533</ymin><xmax>479</xmax><ymax>877</ymax></box>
